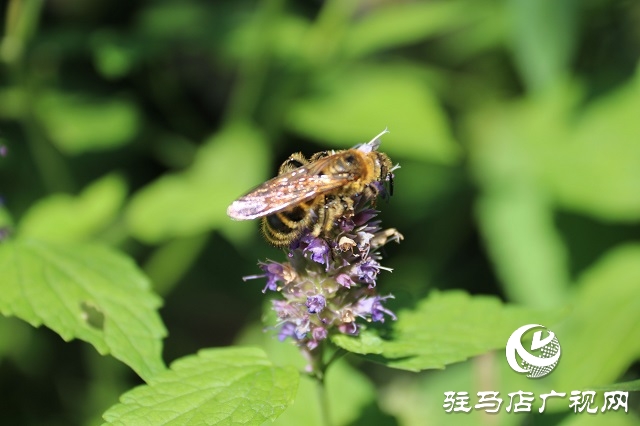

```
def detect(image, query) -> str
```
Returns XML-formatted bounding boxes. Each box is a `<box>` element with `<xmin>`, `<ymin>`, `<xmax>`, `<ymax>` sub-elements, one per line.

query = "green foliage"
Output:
<box><xmin>102</xmin><ymin>347</ymin><xmax>299</xmax><ymax>426</ymax></box>
<box><xmin>236</xmin><ymin>323</ymin><xmax>376</xmax><ymax>426</ymax></box>
<box><xmin>0</xmin><ymin>239</ymin><xmax>166</xmax><ymax>380</ymax></box>
<box><xmin>333</xmin><ymin>291</ymin><xmax>561</xmax><ymax>371</ymax></box>
<box><xmin>287</xmin><ymin>65</ymin><xmax>460</xmax><ymax>163</ymax></box>
<box><xmin>35</xmin><ymin>91</ymin><xmax>141</xmax><ymax>154</ymax></box>
<box><xmin>125</xmin><ymin>124</ymin><xmax>270</xmax><ymax>244</ymax></box>
<box><xmin>19</xmin><ymin>174</ymin><xmax>127</xmax><ymax>243</ymax></box>
<box><xmin>554</xmin><ymin>245</ymin><xmax>640</xmax><ymax>390</ymax></box>
<box><xmin>1</xmin><ymin>0</ymin><xmax>639</xmax><ymax>424</ymax></box>
<box><xmin>342</xmin><ymin>1</ymin><xmax>481</xmax><ymax>58</ymax></box>
<box><xmin>508</xmin><ymin>0</ymin><xmax>579</xmax><ymax>91</ymax></box>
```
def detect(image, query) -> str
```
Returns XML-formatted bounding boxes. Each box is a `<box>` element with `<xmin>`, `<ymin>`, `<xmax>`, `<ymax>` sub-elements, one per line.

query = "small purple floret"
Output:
<box><xmin>302</xmin><ymin>235</ymin><xmax>331</xmax><ymax>268</ymax></box>
<box><xmin>306</xmin><ymin>295</ymin><xmax>326</xmax><ymax>314</ymax></box>
<box><xmin>354</xmin><ymin>258</ymin><xmax>380</xmax><ymax>286</ymax></box>
<box><xmin>354</xmin><ymin>295</ymin><xmax>397</xmax><ymax>322</ymax></box>
<box><xmin>244</xmin><ymin>261</ymin><xmax>288</xmax><ymax>293</ymax></box>
<box><xmin>336</xmin><ymin>273</ymin><xmax>356</xmax><ymax>288</ymax></box>
<box><xmin>278</xmin><ymin>322</ymin><xmax>297</xmax><ymax>341</ymax></box>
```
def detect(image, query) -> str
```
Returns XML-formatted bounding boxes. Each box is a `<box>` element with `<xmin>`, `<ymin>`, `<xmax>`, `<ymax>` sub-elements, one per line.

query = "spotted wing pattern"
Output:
<box><xmin>227</xmin><ymin>154</ymin><xmax>352</xmax><ymax>220</ymax></box>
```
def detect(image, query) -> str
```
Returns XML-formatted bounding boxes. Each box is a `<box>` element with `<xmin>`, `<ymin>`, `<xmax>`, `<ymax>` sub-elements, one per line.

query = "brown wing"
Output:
<box><xmin>227</xmin><ymin>154</ymin><xmax>351</xmax><ymax>220</ymax></box>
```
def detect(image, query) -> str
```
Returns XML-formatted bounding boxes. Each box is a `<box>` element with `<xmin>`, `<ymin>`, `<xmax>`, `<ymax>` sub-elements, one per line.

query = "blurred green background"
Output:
<box><xmin>1</xmin><ymin>0</ymin><xmax>639</xmax><ymax>424</ymax></box>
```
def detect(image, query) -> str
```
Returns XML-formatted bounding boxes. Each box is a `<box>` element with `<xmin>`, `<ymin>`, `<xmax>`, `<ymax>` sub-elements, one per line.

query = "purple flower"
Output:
<box><xmin>338</xmin><ymin>217</ymin><xmax>356</xmax><ymax>232</ymax></box>
<box><xmin>294</xmin><ymin>319</ymin><xmax>310</xmax><ymax>339</ymax></box>
<box><xmin>306</xmin><ymin>295</ymin><xmax>326</xmax><ymax>314</ymax></box>
<box><xmin>338</xmin><ymin>322</ymin><xmax>359</xmax><ymax>335</ymax></box>
<box><xmin>0</xmin><ymin>146</ymin><xmax>7</xmax><ymax>157</ymax></box>
<box><xmin>307</xmin><ymin>326</ymin><xmax>328</xmax><ymax>350</ymax></box>
<box><xmin>354</xmin><ymin>258</ymin><xmax>381</xmax><ymax>286</ymax></box>
<box><xmin>244</xmin><ymin>261</ymin><xmax>295</xmax><ymax>293</ymax></box>
<box><xmin>353</xmin><ymin>209</ymin><xmax>378</xmax><ymax>226</ymax></box>
<box><xmin>272</xmin><ymin>300</ymin><xmax>298</xmax><ymax>320</ymax></box>
<box><xmin>336</xmin><ymin>273</ymin><xmax>356</xmax><ymax>288</ymax></box>
<box><xmin>278</xmin><ymin>322</ymin><xmax>297</xmax><ymax>341</ymax></box>
<box><xmin>302</xmin><ymin>235</ymin><xmax>330</xmax><ymax>268</ymax></box>
<box><xmin>354</xmin><ymin>295</ymin><xmax>397</xmax><ymax>323</ymax></box>
<box><xmin>312</xmin><ymin>327</ymin><xmax>327</xmax><ymax>341</ymax></box>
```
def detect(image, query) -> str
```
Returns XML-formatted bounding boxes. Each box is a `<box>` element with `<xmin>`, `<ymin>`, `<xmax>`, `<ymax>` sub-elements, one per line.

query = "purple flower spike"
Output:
<box><xmin>306</xmin><ymin>295</ymin><xmax>326</xmax><ymax>314</ymax></box>
<box><xmin>239</xmin><ymin>132</ymin><xmax>400</xmax><ymax>373</ymax></box>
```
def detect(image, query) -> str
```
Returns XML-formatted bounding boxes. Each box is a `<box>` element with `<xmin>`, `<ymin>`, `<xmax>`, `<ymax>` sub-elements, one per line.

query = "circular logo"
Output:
<box><xmin>506</xmin><ymin>324</ymin><xmax>561</xmax><ymax>378</ymax></box>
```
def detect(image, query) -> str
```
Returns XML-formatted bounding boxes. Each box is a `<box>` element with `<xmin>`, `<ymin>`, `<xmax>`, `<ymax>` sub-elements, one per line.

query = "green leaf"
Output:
<box><xmin>91</xmin><ymin>31</ymin><xmax>137</xmax><ymax>79</ymax></box>
<box><xmin>476</xmin><ymin>189</ymin><xmax>570</xmax><ymax>308</ymax></box>
<box><xmin>546</xmin><ymin>81</ymin><xmax>640</xmax><ymax>221</ymax></box>
<box><xmin>35</xmin><ymin>91</ymin><xmax>141</xmax><ymax>154</ymax></box>
<box><xmin>19</xmin><ymin>174</ymin><xmax>127</xmax><ymax>243</ymax></box>
<box><xmin>332</xmin><ymin>291</ymin><xmax>561</xmax><ymax>372</ymax></box>
<box><xmin>0</xmin><ymin>239</ymin><xmax>166</xmax><ymax>380</ymax></box>
<box><xmin>343</xmin><ymin>0</ymin><xmax>479</xmax><ymax>58</ymax></box>
<box><xmin>0</xmin><ymin>204</ymin><xmax>14</xmax><ymax>229</ymax></box>
<box><xmin>468</xmin><ymin>83</ymin><xmax>640</xmax><ymax>308</ymax></box>
<box><xmin>508</xmin><ymin>0</ymin><xmax>578</xmax><ymax>92</ymax></box>
<box><xmin>554</xmin><ymin>244</ymin><xmax>640</xmax><ymax>389</ymax></box>
<box><xmin>469</xmin><ymin>81</ymin><xmax>640</xmax><ymax>223</ymax></box>
<box><xmin>380</xmin><ymin>357</ymin><xmax>534</xmax><ymax>426</ymax></box>
<box><xmin>125</xmin><ymin>123</ymin><xmax>270</xmax><ymax>243</ymax></box>
<box><xmin>467</xmin><ymin>89</ymin><xmax>571</xmax><ymax>307</ymax></box>
<box><xmin>273</xmin><ymin>364</ymin><xmax>374</xmax><ymax>426</ymax></box>
<box><xmin>102</xmin><ymin>347</ymin><xmax>299</xmax><ymax>426</ymax></box>
<box><xmin>235</xmin><ymin>323</ymin><xmax>375</xmax><ymax>426</ymax></box>
<box><xmin>286</xmin><ymin>65</ymin><xmax>459</xmax><ymax>164</ymax></box>
<box><xmin>137</xmin><ymin>2</ymin><xmax>212</xmax><ymax>40</ymax></box>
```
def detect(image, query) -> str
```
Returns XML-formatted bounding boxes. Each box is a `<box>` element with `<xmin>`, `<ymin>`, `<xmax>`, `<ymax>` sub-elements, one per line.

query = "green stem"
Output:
<box><xmin>307</xmin><ymin>344</ymin><xmax>345</xmax><ymax>426</ymax></box>
<box><xmin>316</xmin><ymin>376</ymin><xmax>331</xmax><ymax>426</ymax></box>
<box><xmin>323</xmin><ymin>347</ymin><xmax>347</xmax><ymax>371</ymax></box>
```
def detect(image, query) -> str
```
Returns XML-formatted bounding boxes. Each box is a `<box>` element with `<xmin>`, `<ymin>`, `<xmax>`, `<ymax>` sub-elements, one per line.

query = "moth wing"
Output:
<box><xmin>227</xmin><ymin>155</ymin><xmax>350</xmax><ymax>220</ymax></box>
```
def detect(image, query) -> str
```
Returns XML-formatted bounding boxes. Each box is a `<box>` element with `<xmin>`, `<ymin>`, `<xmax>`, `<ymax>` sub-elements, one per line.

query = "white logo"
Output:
<box><xmin>506</xmin><ymin>324</ymin><xmax>561</xmax><ymax>378</ymax></box>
